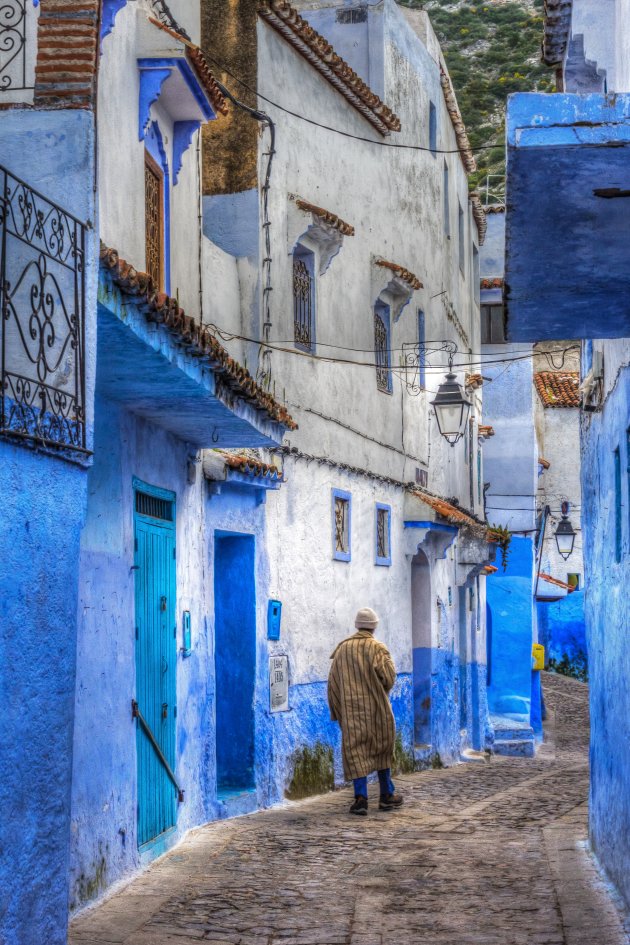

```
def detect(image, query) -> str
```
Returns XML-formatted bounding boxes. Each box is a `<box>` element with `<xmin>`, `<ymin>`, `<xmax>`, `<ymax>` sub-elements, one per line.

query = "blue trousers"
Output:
<box><xmin>354</xmin><ymin>768</ymin><xmax>395</xmax><ymax>798</ymax></box>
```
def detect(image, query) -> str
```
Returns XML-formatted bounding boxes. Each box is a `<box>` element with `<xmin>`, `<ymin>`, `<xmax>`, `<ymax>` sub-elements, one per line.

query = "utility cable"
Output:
<box><xmin>204</xmin><ymin>48</ymin><xmax>501</xmax><ymax>157</ymax></box>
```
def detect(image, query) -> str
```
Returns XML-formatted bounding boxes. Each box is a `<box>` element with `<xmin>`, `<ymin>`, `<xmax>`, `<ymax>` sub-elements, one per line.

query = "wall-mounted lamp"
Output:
<box><xmin>430</xmin><ymin>344</ymin><xmax>471</xmax><ymax>447</ymax></box>
<box><xmin>555</xmin><ymin>501</ymin><xmax>576</xmax><ymax>560</ymax></box>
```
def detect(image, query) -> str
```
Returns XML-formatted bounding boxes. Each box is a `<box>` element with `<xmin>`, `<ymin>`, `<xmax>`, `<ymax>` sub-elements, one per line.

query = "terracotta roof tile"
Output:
<box><xmin>484</xmin><ymin>205</ymin><xmax>506</xmax><ymax>214</ymax></box>
<box><xmin>478</xmin><ymin>425</ymin><xmax>495</xmax><ymax>438</ymax></box>
<box><xmin>222</xmin><ymin>452</ymin><xmax>283</xmax><ymax>481</ymax></box>
<box><xmin>411</xmin><ymin>490</ymin><xmax>478</xmax><ymax>528</ymax></box>
<box><xmin>534</xmin><ymin>371</ymin><xmax>580</xmax><ymax>408</ymax></box>
<box><xmin>376</xmin><ymin>259</ymin><xmax>423</xmax><ymax>291</ymax></box>
<box><xmin>481</xmin><ymin>277</ymin><xmax>504</xmax><ymax>290</ymax></box>
<box><xmin>539</xmin><ymin>457</ymin><xmax>551</xmax><ymax>469</ymax></box>
<box><xmin>466</xmin><ymin>373</ymin><xmax>484</xmax><ymax>390</ymax></box>
<box><xmin>258</xmin><ymin>1</ymin><xmax>401</xmax><ymax>136</ymax></box>
<box><xmin>539</xmin><ymin>572</ymin><xmax>576</xmax><ymax>593</ymax></box>
<box><xmin>440</xmin><ymin>65</ymin><xmax>476</xmax><ymax>174</ymax></box>
<box><xmin>99</xmin><ymin>245</ymin><xmax>297</xmax><ymax>431</ymax></box>
<box><xmin>296</xmin><ymin>199</ymin><xmax>355</xmax><ymax>236</ymax></box>
<box><xmin>470</xmin><ymin>192</ymin><xmax>487</xmax><ymax>245</ymax></box>
<box><xmin>483</xmin><ymin>564</ymin><xmax>499</xmax><ymax>575</ymax></box>
<box><xmin>148</xmin><ymin>17</ymin><xmax>229</xmax><ymax>116</ymax></box>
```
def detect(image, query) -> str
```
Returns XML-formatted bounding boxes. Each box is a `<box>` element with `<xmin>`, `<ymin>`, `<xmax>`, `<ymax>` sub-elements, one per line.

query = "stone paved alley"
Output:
<box><xmin>69</xmin><ymin>674</ymin><xmax>629</xmax><ymax>945</ymax></box>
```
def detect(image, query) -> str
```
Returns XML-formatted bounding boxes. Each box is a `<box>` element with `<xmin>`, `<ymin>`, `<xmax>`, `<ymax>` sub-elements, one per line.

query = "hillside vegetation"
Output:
<box><xmin>398</xmin><ymin>0</ymin><xmax>554</xmax><ymax>194</ymax></box>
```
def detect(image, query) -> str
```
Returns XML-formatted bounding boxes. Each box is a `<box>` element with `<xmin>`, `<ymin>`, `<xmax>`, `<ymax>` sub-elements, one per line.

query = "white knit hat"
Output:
<box><xmin>355</xmin><ymin>607</ymin><xmax>379</xmax><ymax>630</ymax></box>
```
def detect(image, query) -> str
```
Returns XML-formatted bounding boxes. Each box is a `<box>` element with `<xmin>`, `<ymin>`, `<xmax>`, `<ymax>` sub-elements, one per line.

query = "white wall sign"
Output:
<box><xmin>269</xmin><ymin>655</ymin><xmax>289</xmax><ymax>713</ymax></box>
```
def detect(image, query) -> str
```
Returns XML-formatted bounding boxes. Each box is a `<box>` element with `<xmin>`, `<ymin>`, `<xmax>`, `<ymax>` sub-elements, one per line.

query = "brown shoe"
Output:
<box><xmin>379</xmin><ymin>793</ymin><xmax>403</xmax><ymax>811</ymax></box>
<box><xmin>350</xmin><ymin>795</ymin><xmax>368</xmax><ymax>816</ymax></box>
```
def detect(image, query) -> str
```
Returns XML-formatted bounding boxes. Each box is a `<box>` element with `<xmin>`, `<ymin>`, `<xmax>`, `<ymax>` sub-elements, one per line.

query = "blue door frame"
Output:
<box><xmin>133</xmin><ymin>478</ymin><xmax>177</xmax><ymax>849</ymax></box>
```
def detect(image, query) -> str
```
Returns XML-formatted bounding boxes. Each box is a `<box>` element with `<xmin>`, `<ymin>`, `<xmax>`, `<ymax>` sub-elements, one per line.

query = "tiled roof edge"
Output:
<box><xmin>99</xmin><ymin>245</ymin><xmax>297</xmax><ymax>431</ymax></box>
<box><xmin>539</xmin><ymin>572</ymin><xmax>576</xmax><ymax>592</ymax></box>
<box><xmin>469</xmin><ymin>192</ymin><xmax>487</xmax><ymax>245</ymax></box>
<box><xmin>376</xmin><ymin>259</ymin><xmax>423</xmax><ymax>291</ymax></box>
<box><xmin>148</xmin><ymin>17</ymin><xmax>229</xmax><ymax>116</ymax></box>
<box><xmin>543</xmin><ymin>0</ymin><xmax>573</xmax><ymax>67</ymax></box>
<box><xmin>534</xmin><ymin>371</ymin><xmax>580</xmax><ymax>408</ymax></box>
<box><xmin>440</xmin><ymin>65</ymin><xmax>476</xmax><ymax>174</ymax></box>
<box><xmin>296</xmin><ymin>199</ymin><xmax>355</xmax><ymax>236</ymax></box>
<box><xmin>258</xmin><ymin>0</ymin><xmax>401</xmax><ymax>136</ymax></box>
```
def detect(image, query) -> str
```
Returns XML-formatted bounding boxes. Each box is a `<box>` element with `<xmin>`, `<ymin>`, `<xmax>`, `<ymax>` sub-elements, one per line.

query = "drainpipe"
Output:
<box><xmin>533</xmin><ymin>504</ymin><xmax>550</xmax><ymax>601</ymax></box>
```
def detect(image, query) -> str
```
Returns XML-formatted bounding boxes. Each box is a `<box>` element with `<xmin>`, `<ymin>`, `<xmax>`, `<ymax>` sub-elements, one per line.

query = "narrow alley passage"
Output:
<box><xmin>69</xmin><ymin>674</ymin><xmax>627</xmax><ymax>945</ymax></box>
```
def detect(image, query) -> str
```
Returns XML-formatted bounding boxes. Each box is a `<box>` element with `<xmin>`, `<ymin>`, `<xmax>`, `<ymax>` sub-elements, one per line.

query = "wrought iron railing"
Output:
<box><xmin>0</xmin><ymin>1</ymin><xmax>30</xmax><ymax>92</ymax></box>
<box><xmin>0</xmin><ymin>165</ymin><xmax>87</xmax><ymax>453</ymax></box>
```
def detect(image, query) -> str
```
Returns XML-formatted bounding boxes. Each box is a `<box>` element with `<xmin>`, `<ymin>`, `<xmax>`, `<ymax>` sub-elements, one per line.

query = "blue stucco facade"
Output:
<box><xmin>538</xmin><ymin>590</ymin><xmax>587</xmax><ymax>678</ymax></box>
<box><xmin>0</xmin><ymin>110</ymin><xmax>96</xmax><ymax>945</ymax></box>
<box><xmin>505</xmin><ymin>91</ymin><xmax>630</xmax><ymax>341</ymax></box>
<box><xmin>582</xmin><ymin>364</ymin><xmax>630</xmax><ymax>909</ymax></box>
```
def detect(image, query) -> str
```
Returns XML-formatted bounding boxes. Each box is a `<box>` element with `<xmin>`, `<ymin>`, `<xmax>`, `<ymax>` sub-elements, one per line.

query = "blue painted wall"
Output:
<box><xmin>0</xmin><ymin>110</ymin><xmax>96</xmax><ymax>945</ymax></box>
<box><xmin>202</xmin><ymin>190</ymin><xmax>260</xmax><ymax>258</ymax></box>
<box><xmin>486</xmin><ymin>537</ymin><xmax>536</xmax><ymax>722</ymax></box>
<box><xmin>214</xmin><ymin>534</ymin><xmax>256</xmax><ymax>792</ymax></box>
<box><xmin>538</xmin><ymin>590</ymin><xmax>587</xmax><ymax>677</ymax></box>
<box><xmin>581</xmin><ymin>363</ymin><xmax>630</xmax><ymax>909</ymax></box>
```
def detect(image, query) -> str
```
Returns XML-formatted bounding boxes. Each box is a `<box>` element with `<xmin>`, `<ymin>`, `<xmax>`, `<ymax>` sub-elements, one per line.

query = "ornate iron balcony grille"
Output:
<box><xmin>293</xmin><ymin>256</ymin><xmax>313</xmax><ymax>350</ymax></box>
<box><xmin>374</xmin><ymin>308</ymin><xmax>391</xmax><ymax>392</ymax></box>
<box><xmin>334</xmin><ymin>497</ymin><xmax>348</xmax><ymax>554</ymax></box>
<box><xmin>377</xmin><ymin>508</ymin><xmax>389</xmax><ymax>559</ymax></box>
<box><xmin>0</xmin><ymin>166</ymin><xmax>87</xmax><ymax>454</ymax></box>
<box><xmin>0</xmin><ymin>1</ymin><xmax>30</xmax><ymax>92</ymax></box>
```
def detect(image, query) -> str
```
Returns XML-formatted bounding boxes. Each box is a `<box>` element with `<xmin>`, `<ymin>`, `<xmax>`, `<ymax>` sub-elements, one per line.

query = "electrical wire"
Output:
<box><xmin>204</xmin><ymin>48</ymin><xmax>501</xmax><ymax>157</ymax></box>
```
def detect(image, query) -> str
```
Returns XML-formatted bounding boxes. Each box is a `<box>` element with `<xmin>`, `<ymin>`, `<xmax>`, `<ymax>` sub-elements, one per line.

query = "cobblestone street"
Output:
<box><xmin>69</xmin><ymin>674</ymin><xmax>629</xmax><ymax>945</ymax></box>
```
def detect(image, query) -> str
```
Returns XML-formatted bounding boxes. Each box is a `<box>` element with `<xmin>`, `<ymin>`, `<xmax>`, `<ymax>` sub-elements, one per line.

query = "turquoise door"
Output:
<box><xmin>134</xmin><ymin>480</ymin><xmax>177</xmax><ymax>849</ymax></box>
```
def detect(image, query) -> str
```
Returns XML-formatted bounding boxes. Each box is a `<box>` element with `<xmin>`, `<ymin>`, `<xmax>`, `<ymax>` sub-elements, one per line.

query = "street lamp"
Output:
<box><xmin>430</xmin><ymin>347</ymin><xmax>471</xmax><ymax>447</ymax></box>
<box><xmin>555</xmin><ymin>501</ymin><xmax>576</xmax><ymax>560</ymax></box>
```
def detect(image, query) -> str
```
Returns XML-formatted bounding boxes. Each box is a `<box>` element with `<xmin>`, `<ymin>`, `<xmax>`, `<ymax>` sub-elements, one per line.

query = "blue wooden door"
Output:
<box><xmin>134</xmin><ymin>481</ymin><xmax>177</xmax><ymax>848</ymax></box>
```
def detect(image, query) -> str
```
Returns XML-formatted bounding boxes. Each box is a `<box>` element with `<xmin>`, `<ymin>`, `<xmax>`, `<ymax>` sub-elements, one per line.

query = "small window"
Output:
<box><xmin>458</xmin><ymin>203</ymin><xmax>465</xmax><ymax>273</ymax></box>
<box><xmin>374</xmin><ymin>301</ymin><xmax>392</xmax><ymax>393</ymax></box>
<box><xmin>375</xmin><ymin>503</ymin><xmax>392</xmax><ymax>566</ymax></box>
<box><xmin>481</xmin><ymin>304</ymin><xmax>506</xmax><ymax>344</ymax></box>
<box><xmin>429</xmin><ymin>101</ymin><xmax>437</xmax><ymax>155</ymax></box>
<box><xmin>615</xmin><ymin>447</ymin><xmax>622</xmax><ymax>562</ymax></box>
<box><xmin>293</xmin><ymin>245</ymin><xmax>315</xmax><ymax>351</ymax></box>
<box><xmin>472</xmin><ymin>245</ymin><xmax>480</xmax><ymax>305</ymax></box>
<box><xmin>336</xmin><ymin>6</ymin><xmax>367</xmax><ymax>23</ymax></box>
<box><xmin>332</xmin><ymin>489</ymin><xmax>351</xmax><ymax>562</ymax></box>
<box><xmin>567</xmin><ymin>573</ymin><xmax>581</xmax><ymax>590</ymax></box>
<box><xmin>145</xmin><ymin>151</ymin><xmax>164</xmax><ymax>289</ymax></box>
<box><xmin>443</xmin><ymin>162</ymin><xmax>450</xmax><ymax>237</ymax></box>
<box><xmin>418</xmin><ymin>310</ymin><xmax>426</xmax><ymax>389</ymax></box>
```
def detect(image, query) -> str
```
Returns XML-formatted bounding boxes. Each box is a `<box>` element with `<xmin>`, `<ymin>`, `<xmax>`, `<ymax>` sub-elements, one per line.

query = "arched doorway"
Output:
<box><xmin>411</xmin><ymin>549</ymin><xmax>432</xmax><ymax>746</ymax></box>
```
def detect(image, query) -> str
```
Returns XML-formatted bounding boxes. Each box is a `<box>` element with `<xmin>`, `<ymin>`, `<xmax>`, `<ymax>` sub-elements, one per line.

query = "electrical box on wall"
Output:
<box><xmin>182</xmin><ymin>610</ymin><xmax>191</xmax><ymax>656</ymax></box>
<box><xmin>267</xmin><ymin>599</ymin><xmax>282</xmax><ymax>640</ymax></box>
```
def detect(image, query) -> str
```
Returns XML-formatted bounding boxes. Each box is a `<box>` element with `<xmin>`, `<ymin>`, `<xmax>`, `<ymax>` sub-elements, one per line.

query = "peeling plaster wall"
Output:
<box><xmin>0</xmin><ymin>110</ymin><xmax>96</xmax><ymax>945</ymax></box>
<box><xmin>582</xmin><ymin>361</ymin><xmax>630</xmax><ymax>910</ymax></box>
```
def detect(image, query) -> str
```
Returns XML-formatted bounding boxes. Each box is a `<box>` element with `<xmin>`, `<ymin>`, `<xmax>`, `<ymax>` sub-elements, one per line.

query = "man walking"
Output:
<box><xmin>328</xmin><ymin>607</ymin><xmax>403</xmax><ymax>816</ymax></box>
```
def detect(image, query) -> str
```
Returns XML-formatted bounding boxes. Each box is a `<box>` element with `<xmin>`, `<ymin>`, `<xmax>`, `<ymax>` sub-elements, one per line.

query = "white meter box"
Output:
<box><xmin>269</xmin><ymin>655</ymin><xmax>289</xmax><ymax>712</ymax></box>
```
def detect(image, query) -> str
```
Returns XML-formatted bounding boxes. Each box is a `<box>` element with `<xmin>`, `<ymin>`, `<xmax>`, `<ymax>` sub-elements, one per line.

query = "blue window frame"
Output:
<box><xmin>293</xmin><ymin>244</ymin><xmax>315</xmax><ymax>352</ymax></box>
<box><xmin>332</xmin><ymin>489</ymin><xmax>351</xmax><ymax>562</ymax></box>
<box><xmin>375</xmin><ymin>503</ymin><xmax>392</xmax><ymax>566</ymax></box>
<box><xmin>418</xmin><ymin>310</ymin><xmax>426</xmax><ymax>389</ymax></box>
<box><xmin>374</xmin><ymin>301</ymin><xmax>392</xmax><ymax>393</ymax></box>
<box><xmin>615</xmin><ymin>446</ymin><xmax>622</xmax><ymax>562</ymax></box>
<box><xmin>429</xmin><ymin>101</ymin><xmax>437</xmax><ymax>155</ymax></box>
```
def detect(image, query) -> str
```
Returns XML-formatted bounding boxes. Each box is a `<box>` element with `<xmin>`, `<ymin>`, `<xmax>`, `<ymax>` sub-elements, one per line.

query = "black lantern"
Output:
<box><xmin>555</xmin><ymin>502</ymin><xmax>576</xmax><ymax>560</ymax></box>
<box><xmin>431</xmin><ymin>352</ymin><xmax>472</xmax><ymax>447</ymax></box>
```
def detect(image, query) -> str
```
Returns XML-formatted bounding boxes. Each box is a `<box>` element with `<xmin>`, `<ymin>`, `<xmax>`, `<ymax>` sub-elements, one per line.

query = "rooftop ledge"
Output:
<box><xmin>505</xmin><ymin>92</ymin><xmax>630</xmax><ymax>341</ymax></box>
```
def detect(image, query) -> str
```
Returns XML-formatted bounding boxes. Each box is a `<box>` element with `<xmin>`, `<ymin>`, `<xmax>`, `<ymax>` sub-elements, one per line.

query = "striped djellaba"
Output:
<box><xmin>327</xmin><ymin>629</ymin><xmax>397</xmax><ymax>780</ymax></box>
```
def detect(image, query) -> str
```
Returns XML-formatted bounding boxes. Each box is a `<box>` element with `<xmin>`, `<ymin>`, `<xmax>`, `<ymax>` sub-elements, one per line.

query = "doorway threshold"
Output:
<box><xmin>217</xmin><ymin>787</ymin><xmax>258</xmax><ymax>819</ymax></box>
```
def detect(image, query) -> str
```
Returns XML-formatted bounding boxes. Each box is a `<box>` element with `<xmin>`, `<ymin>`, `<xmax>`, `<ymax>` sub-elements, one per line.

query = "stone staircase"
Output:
<box><xmin>490</xmin><ymin>714</ymin><xmax>536</xmax><ymax>758</ymax></box>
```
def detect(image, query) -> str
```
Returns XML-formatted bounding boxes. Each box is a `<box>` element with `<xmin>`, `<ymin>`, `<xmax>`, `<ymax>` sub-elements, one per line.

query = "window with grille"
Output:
<box><xmin>332</xmin><ymin>489</ymin><xmax>351</xmax><ymax>561</ymax></box>
<box><xmin>375</xmin><ymin>504</ymin><xmax>391</xmax><ymax>566</ymax></box>
<box><xmin>418</xmin><ymin>310</ymin><xmax>426</xmax><ymax>389</ymax></box>
<box><xmin>135</xmin><ymin>489</ymin><xmax>174</xmax><ymax>522</ymax></box>
<box><xmin>374</xmin><ymin>302</ymin><xmax>392</xmax><ymax>393</ymax></box>
<box><xmin>429</xmin><ymin>101</ymin><xmax>437</xmax><ymax>155</ymax></box>
<box><xmin>481</xmin><ymin>304</ymin><xmax>506</xmax><ymax>344</ymax></box>
<box><xmin>458</xmin><ymin>203</ymin><xmax>465</xmax><ymax>273</ymax></box>
<box><xmin>443</xmin><ymin>161</ymin><xmax>450</xmax><ymax>237</ymax></box>
<box><xmin>145</xmin><ymin>151</ymin><xmax>163</xmax><ymax>289</ymax></box>
<box><xmin>293</xmin><ymin>245</ymin><xmax>315</xmax><ymax>351</ymax></box>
